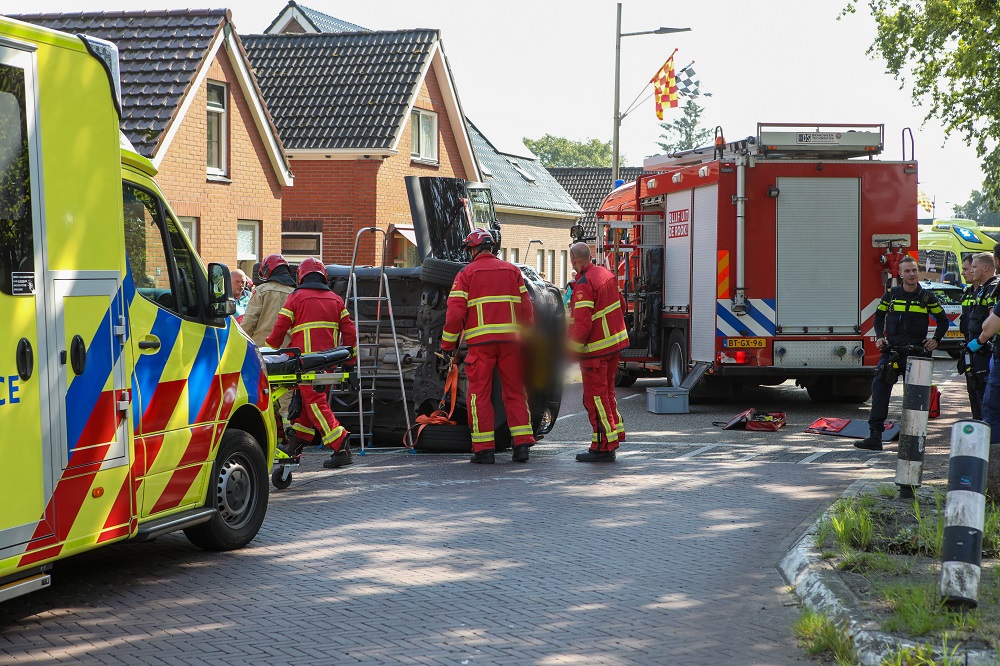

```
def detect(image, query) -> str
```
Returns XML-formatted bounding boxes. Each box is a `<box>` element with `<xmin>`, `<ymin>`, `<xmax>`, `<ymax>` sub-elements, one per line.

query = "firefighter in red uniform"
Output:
<box><xmin>267</xmin><ymin>257</ymin><xmax>358</xmax><ymax>469</ymax></box>
<box><xmin>440</xmin><ymin>229</ymin><xmax>536</xmax><ymax>464</ymax></box>
<box><xmin>568</xmin><ymin>242</ymin><xmax>629</xmax><ymax>462</ymax></box>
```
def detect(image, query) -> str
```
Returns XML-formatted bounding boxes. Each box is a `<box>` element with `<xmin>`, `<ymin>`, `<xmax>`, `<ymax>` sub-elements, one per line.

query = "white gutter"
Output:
<box><xmin>495</xmin><ymin>204</ymin><xmax>582</xmax><ymax>220</ymax></box>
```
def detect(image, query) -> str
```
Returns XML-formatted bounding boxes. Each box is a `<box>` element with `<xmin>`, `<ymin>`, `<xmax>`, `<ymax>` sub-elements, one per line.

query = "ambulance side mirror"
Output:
<box><xmin>207</xmin><ymin>263</ymin><xmax>237</xmax><ymax>319</ymax></box>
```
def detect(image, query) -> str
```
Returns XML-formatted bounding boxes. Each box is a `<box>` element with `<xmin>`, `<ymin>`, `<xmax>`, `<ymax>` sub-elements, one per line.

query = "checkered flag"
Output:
<box><xmin>676</xmin><ymin>63</ymin><xmax>712</xmax><ymax>98</ymax></box>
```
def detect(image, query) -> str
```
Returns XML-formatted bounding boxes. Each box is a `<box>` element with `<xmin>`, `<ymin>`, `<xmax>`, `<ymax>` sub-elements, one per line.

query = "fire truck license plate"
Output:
<box><xmin>945</xmin><ymin>331</ymin><xmax>964</xmax><ymax>338</ymax></box>
<box><xmin>724</xmin><ymin>338</ymin><xmax>765</xmax><ymax>348</ymax></box>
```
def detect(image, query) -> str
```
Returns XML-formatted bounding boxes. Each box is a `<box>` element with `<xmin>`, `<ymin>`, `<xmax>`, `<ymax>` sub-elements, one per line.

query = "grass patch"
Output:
<box><xmin>880</xmin><ymin>583</ymin><xmax>975</xmax><ymax>637</ymax></box>
<box><xmin>983</xmin><ymin>502</ymin><xmax>1000</xmax><ymax>558</ymax></box>
<box><xmin>880</xmin><ymin>637</ymin><xmax>964</xmax><ymax>665</ymax></box>
<box><xmin>876</xmin><ymin>483</ymin><xmax>899</xmax><ymax>499</ymax></box>
<box><xmin>793</xmin><ymin>608</ymin><xmax>856</xmax><ymax>664</ymax></box>
<box><xmin>830</xmin><ymin>499</ymin><xmax>878</xmax><ymax>550</ymax></box>
<box><xmin>838</xmin><ymin>549</ymin><xmax>912</xmax><ymax>575</ymax></box>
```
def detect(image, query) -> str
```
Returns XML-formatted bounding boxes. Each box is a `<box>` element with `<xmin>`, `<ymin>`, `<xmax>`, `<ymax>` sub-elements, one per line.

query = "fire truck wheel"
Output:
<box><xmin>185</xmin><ymin>429</ymin><xmax>269</xmax><ymax>551</ymax></box>
<box><xmin>665</xmin><ymin>331</ymin><xmax>687</xmax><ymax>388</ymax></box>
<box><xmin>421</xmin><ymin>257</ymin><xmax>466</xmax><ymax>287</ymax></box>
<box><xmin>614</xmin><ymin>369</ymin><xmax>637</xmax><ymax>387</ymax></box>
<box><xmin>805</xmin><ymin>379</ymin><xmax>835</xmax><ymax>403</ymax></box>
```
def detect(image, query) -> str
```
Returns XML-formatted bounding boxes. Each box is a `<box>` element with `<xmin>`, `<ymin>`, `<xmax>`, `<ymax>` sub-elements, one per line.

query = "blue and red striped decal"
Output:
<box><xmin>132</xmin><ymin>309</ymin><xmax>182</xmax><ymax>429</ymax></box>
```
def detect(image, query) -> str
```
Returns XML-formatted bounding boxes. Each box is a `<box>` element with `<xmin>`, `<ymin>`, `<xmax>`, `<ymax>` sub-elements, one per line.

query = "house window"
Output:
<box><xmin>561</xmin><ymin>250</ymin><xmax>568</xmax><ymax>287</ymax></box>
<box><xmin>536</xmin><ymin>249</ymin><xmax>545</xmax><ymax>277</ymax></box>
<box><xmin>498</xmin><ymin>248</ymin><xmax>507</xmax><ymax>261</ymax></box>
<box><xmin>547</xmin><ymin>250</ymin><xmax>555</xmax><ymax>284</ymax></box>
<box><xmin>410</xmin><ymin>109</ymin><xmax>438</xmax><ymax>163</ymax></box>
<box><xmin>177</xmin><ymin>216</ymin><xmax>198</xmax><ymax>251</ymax></box>
<box><xmin>509</xmin><ymin>248</ymin><xmax>519</xmax><ymax>264</ymax></box>
<box><xmin>282</xmin><ymin>232</ymin><xmax>323</xmax><ymax>260</ymax></box>
<box><xmin>237</xmin><ymin>219</ymin><xmax>260</xmax><ymax>276</ymax></box>
<box><xmin>206</xmin><ymin>82</ymin><xmax>227</xmax><ymax>176</ymax></box>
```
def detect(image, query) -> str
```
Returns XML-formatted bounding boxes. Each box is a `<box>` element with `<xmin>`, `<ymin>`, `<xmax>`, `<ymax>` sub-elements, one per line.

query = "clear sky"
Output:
<box><xmin>15</xmin><ymin>0</ymin><xmax>984</xmax><ymax>217</ymax></box>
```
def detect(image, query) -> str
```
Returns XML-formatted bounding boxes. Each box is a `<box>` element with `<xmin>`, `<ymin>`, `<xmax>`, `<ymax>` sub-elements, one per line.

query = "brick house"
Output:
<box><xmin>244</xmin><ymin>11</ymin><xmax>480</xmax><ymax>266</ymax></box>
<box><xmin>14</xmin><ymin>9</ymin><xmax>293</xmax><ymax>274</ymax></box>
<box><xmin>468</xmin><ymin>122</ymin><xmax>583</xmax><ymax>289</ymax></box>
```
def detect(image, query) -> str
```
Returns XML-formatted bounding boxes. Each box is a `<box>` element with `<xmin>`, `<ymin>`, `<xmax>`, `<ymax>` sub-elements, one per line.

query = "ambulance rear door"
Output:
<box><xmin>0</xmin><ymin>41</ymin><xmax>57</xmax><ymax>557</ymax></box>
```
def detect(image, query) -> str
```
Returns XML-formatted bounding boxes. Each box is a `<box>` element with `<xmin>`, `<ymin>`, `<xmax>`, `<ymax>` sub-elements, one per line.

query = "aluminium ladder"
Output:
<box><xmin>340</xmin><ymin>226</ymin><xmax>413</xmax><ymax>453</ymax></box>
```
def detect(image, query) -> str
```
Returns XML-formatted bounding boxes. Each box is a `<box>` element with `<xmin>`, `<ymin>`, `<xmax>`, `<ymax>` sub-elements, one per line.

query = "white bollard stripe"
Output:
<box><xmin>943</xmin><ymin>490</ymin><xmax>987</xmax><ymax>531</ymax></box>
<box><xmin>940</xmin><ymin>560</ymin><xmax>981</xmax><ymax>606</ymax></box>
<box><xmin>895</xmin><ymin>459</ymin><xmax>923</xmax><ymax>486</ymax></box>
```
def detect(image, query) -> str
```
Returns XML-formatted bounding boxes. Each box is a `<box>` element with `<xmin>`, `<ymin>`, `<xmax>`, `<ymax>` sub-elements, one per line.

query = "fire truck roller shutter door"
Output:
<box><xmin>775</xmin><ymin>178</ymin><xmax>860</xmax><ymax>333</ymax></box>
<box><xmin>691</xmin><ymin>185</ymin><xmax>719</xmax><ymax>363</ymax></box>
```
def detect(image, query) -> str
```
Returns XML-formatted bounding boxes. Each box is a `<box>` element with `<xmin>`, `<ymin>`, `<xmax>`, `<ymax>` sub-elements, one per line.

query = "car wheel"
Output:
<box><xmin>421</xmin><ymin>257</ymin><xmax>466</xmax><ymax>287</ymax></box>
<box><xmin>666</xmin><ymin>331</ymin><xmax>687</xmax><ymax>387</ymax></box>
<box><xmin>184</xmin><ymin>429</ymin><xmax>269</xmax><ymax>550</ymax></box>
<box><xmin>614</xmin><ymin>369</ymin><xmax>637</xmax><ymax>387</ymax></box>
<box><xmin>413</xmin><ymin>423</ymin><xmax>472</xmax><ymax>453</ymax></box>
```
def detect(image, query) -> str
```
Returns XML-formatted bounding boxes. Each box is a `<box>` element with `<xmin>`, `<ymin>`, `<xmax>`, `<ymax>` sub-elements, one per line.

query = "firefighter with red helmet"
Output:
<box><xmin>567</xmin><ymin>242</ymin><xmax>629</xmax><ymax>462</ymax></box>
<box><xmin>267</xmin><ymin>257</ymin><xmax>358</xmax><ymax>469</ymax></box>
<box><xmin>241</xmin><ymin>254</ymin><xmax>297</xmax><ymax>349</ymax></box>
<box><xmin>440</xmin><ymin>229</ymin><xmax>536</xmax><ymax>464</ymax></box>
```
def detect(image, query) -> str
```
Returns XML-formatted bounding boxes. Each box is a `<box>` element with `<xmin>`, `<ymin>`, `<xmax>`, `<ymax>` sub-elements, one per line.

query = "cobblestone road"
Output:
<box><xmin>6</xmin><ymin>357</ymin><xmax>966</xmax><ymax>665</ymax></box>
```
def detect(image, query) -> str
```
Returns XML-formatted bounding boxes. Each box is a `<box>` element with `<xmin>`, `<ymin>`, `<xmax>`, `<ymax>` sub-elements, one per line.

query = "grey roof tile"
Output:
<box><xmin>468</xmin><ymin>122</ymin><xmax>582</xmax><ymax>217</ymax></box>
<box><xmin>547</xmin><ymin>167</ymin><xmax>645</xmax><ymax>238</ymax></box>
<box><xmin>242</xmin><ymin>30</ymin><xmax>437</xmax><ymax>151</ymax></box>
<box><xmin>12</xmin><ymin>9</ymin><xmax>225</xmax><ymax>158</ymax></box>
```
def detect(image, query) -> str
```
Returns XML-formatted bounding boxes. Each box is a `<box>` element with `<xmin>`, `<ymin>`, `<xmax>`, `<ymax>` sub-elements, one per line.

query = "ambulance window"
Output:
<box><xmin>0</xmin><ymin>64</ymin><xmax>33</xmax><ymax>296</ymax></box>
<box><xmin>123</xmin><ymin>184</ymin><xmax>201</xmax><ymax>319</ymax></box>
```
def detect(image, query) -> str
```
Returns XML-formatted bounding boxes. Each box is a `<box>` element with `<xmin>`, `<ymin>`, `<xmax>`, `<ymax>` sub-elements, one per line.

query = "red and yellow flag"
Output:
<box><xmin>651</xmin><ymin>51</ymin><xmax>679</xmax><ymax>120</ymax></box>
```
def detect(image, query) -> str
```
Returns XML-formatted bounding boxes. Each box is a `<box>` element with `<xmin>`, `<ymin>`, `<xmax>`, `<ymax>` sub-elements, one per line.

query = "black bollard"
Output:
<box><xmin>940</xmin><ymin>420</ymin><xmax>991</xmax><ymax>609</ymax></box>
<box><xmin>896</xmin><ymin>355</ymin><xmax>932</xmax><ymax>499</ymax></box>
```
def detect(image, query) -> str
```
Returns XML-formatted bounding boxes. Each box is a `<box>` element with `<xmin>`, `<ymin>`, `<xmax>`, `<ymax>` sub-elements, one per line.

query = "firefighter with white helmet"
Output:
<box><xmin>267</xmin><ymin>257</ymin><xmax>358</xmax><ymax>468</ymax></box>
<box><xmin>440</xmin><ymin>229</ymin><xmax>536</xmax><ymax>464</ymax></box>
<box><xmin>241</xmin><ymin>253</ymin><xmax>297</xmax><ymax>348</ymax></box>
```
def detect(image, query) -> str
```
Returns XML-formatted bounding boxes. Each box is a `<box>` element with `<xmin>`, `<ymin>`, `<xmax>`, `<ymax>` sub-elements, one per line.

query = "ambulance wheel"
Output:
<box><xmin>185</xmin><ymin>429</ymin><xmax>269</xmax><ymax>551</ymax></box>
<box><xmin>666</xmin><ymin>331</ymin><xmax>687</xmax><ymax>388</ymax></box>
<box><xmin>271</xmin><ymin>468</ymin><xmax>292</xmax><ymax>490</ymax></box>
<box><xmin>614</xmin><ymin>370</ymin><xmax>637</xmax><ymax>387</ymax></box>
<box><xmin>421</xmin><ymin>257</ymin><xmax>466</xmax><ymax>287</ymax></box>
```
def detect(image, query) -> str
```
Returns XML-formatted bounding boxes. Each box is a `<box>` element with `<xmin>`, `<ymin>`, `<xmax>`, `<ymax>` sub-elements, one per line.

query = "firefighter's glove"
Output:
<box><xmin>967</xmin><ymin>338</ymin><xmax>983</xmax><ymax>354</ymax></box>
<box><xmin>437</xmin><ymin>348</ymin><xmax>456</xmax><ymax>366</ymax></box>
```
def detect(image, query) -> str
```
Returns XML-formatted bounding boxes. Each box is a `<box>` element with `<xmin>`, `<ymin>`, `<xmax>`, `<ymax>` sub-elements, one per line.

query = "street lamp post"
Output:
<box><xmin>611</xmin><ymin>2</ymin><xmax>690</xmax><ymax>183</ymax></box>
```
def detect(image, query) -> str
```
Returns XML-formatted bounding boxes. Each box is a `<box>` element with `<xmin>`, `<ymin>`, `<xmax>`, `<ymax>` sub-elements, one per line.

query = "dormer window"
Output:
<box><xmin>410</xmin><ymin>109</ymin><xmax>438</xmax><ymax>164</ymax></box>
<box><xmin>507</xmin><ymin>158</ymin><xmax>535</xmax><ymax>183</ymax></box>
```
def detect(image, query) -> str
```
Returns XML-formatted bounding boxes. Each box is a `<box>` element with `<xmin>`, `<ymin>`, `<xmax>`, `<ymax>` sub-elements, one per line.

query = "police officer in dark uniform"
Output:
<box><xmin>959</xmin><ymin>254</ymin><xmax>977</xmax><ymax>342</ymax></box>
<box><xmin>964</xmin><ymin>253</ymin><xmax>998</xmax><ymax>418</ymax></box>
<box><xmin>857</xmin><ymin>256</ymin><xmax>949</xmax><ymax>451</ymax></box>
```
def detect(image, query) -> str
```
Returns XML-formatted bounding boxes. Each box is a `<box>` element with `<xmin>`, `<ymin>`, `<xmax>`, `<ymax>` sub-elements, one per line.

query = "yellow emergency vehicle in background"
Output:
<box><xmin>917</xmin><ymin>219</ymin><xmax>995</xmax><ymax>286</ymax></box>
<box><xmin>0</xmin><ymin>17</ymin><xmax>275</xmax><ymax>602</ymax></box>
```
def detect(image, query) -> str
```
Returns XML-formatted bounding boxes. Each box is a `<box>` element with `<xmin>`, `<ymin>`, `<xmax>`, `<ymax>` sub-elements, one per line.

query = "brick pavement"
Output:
<box><xmin>0</xmin><ymin>436</ymin><xmax>868</xmax><ymax>665</ymax></box>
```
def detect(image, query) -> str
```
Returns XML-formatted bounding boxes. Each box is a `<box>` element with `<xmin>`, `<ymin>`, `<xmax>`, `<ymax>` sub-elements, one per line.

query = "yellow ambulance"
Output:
<box><xmin>0</xmin><ymin>17</ymin><xmax>275</xmax><ymax>602</ymax></box>
<box><xmin>917</xmin><ymin>219</ymin><xmax>995</xmax><ymax>286</ymax></box>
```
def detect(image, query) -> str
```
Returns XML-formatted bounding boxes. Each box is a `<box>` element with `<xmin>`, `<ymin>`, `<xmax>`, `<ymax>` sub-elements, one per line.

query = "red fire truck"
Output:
<box><xmin>596</xmin><ymin>123</ymin><xmax>917</xmax><ymax>401</ymax></box>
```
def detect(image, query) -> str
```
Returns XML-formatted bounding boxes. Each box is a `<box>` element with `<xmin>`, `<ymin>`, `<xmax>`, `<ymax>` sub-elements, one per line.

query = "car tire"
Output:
<box><xmin>421</xmin><ymin>257</ymin><xmax>465</xmax><ymax>287</ymax></box>
<box><xmin>614</xmin><ymin>369</ymin><xmax>637</xmax><ymax>387</ymax></box>
<box><xmin>413</xmin><ymin>423</ymin><xmax>472</xmax><ymax>453</ymax></box>
<box><xmin>184</xmin><ymin>429</ymin><xmax>269</xmax><ymax>551</ymax></box>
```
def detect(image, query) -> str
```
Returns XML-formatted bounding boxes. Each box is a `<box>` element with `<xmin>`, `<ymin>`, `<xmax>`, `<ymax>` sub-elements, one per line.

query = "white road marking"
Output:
<box><xmin>676</xmin><ymin>445</ymin><xmax>717</xmax><ymax>459</ymax></box>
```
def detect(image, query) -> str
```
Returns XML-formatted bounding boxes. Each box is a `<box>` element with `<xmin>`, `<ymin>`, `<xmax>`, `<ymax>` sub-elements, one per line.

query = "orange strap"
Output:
<box><xmin>403</xmin><ymin>356</ymin><xmax>461</xmax><ymax>448</ymax></box>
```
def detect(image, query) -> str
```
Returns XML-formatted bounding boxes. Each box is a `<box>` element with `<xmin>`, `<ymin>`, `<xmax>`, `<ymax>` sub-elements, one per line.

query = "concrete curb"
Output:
<box><xmin>778</xmin><ymin>468</ymin><xmax>999</xmax><ymax>665</ymax></box>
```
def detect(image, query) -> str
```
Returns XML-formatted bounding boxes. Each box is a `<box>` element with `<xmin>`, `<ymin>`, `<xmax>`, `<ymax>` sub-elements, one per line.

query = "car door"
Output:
<box><xmin>121</xmin><ymin>179</ymin><xmax>224</xmax><ymax>518</ymax></box>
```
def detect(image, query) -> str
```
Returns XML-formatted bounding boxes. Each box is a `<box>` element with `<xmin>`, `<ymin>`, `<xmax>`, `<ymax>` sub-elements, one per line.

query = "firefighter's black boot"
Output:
<box><xmin>576</xmin><ymin>448</ymin><xmax>616</xmax><ymax>463</ymax></box>
<box><xmin>512</xmin><ymin>445</ymin><xmax>531</xmax><ymax>463</ymax></box>
<box><xmin>854</xmin><ymin>428</ymin><xmax>884</xmax><ymax>451</ymax></box>
<box><xmin>278</xmin><ymin>431</ymin><xmax>307</xmax><ymax>458</ymax></box>
<box><xmin>471</xmin><ymin>449</ymin><xmax>495</xmax><ymax>464</ymax></box>
<box><xmin>323</xmin><ymin>442</ymin><xmax>354</xmax><ymax>469</ymax></box>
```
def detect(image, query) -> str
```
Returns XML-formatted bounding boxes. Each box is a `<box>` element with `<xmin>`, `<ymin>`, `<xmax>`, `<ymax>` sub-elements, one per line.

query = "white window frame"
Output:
<box><xmin>510</xmin><ymin>248</ymin><xmax>519</xmax><ymax>264</ymax></box>
<box><xmin>561</xmin><ymin>250</ymin><xmax>568</xmax><ymax>286</ymax></box>
<box><xmin>177</xmin><ymin>216</ymin><xmax>198</xmax><ymax>251</ymax></box>
<box><xmin>282</xmin><ymin>231</ymin><xmax>323</xmax><ymax>260</ymax></box>
<box><xmin>410</xmin><ymin>108</ymin><xmax>439</xmax><ymax>164</ymax></box>
<box><xmin>547</xmin><ymin>250</ymin><xmax>555</xmax><ymax>284</ymax></box>
<box><xmin>237</xmin><ymin>219</ymin><xmax>260</xmax><ymax>264</ymax></box>
<box><xmin>536</xmin><ymin>249</ymin><xmax>545</xmax><ymax>275</ymax></box>
<box><xmin>207</xmin><ymin>81</ymin><xmax>228</xmax><ymax>176</ymax></box>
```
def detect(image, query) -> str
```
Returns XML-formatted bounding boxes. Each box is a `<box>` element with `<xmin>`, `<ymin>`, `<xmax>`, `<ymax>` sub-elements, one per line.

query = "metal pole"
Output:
<box><xmin>940</xmin><ymin>419</ymin><xmax>991</xmax><ymax>609</ymax></box>
<box><xmin>896</xmin><ymin>355</ymin><xmax>933</xmax><ymax>498</ymax></box>
<box><xmin>612</xmin><ymin>2</ymin><xmax>622</xmax><ymax>184</ymax></box>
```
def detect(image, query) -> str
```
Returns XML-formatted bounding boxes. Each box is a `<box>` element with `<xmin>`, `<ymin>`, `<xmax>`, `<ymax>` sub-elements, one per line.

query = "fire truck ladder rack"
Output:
<box><xmin>343</xmin><ymin>227</ymin><xmax>413</xmax><ymax>454</ymax></box>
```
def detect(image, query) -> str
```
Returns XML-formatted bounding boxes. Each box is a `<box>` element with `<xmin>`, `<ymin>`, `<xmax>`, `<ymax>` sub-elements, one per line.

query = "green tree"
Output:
<box><xmin>843</xmin><ymin>0</ymin><xmax>1000</xmax><ymax>206</ymax></box>
<box><xmin>656</xmin><ymin>100</ymin><xmax>712</xmax><ymax>153</ymax></box>
<box><xmin>522</xmin><ymin>134</ymin><xmax>619</xmax><ymax>168</ymax></box>
<box><xmin>954</xmin><ymin>190</ymin><xmax>1000</xmax><ymax>226</ymax></box>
